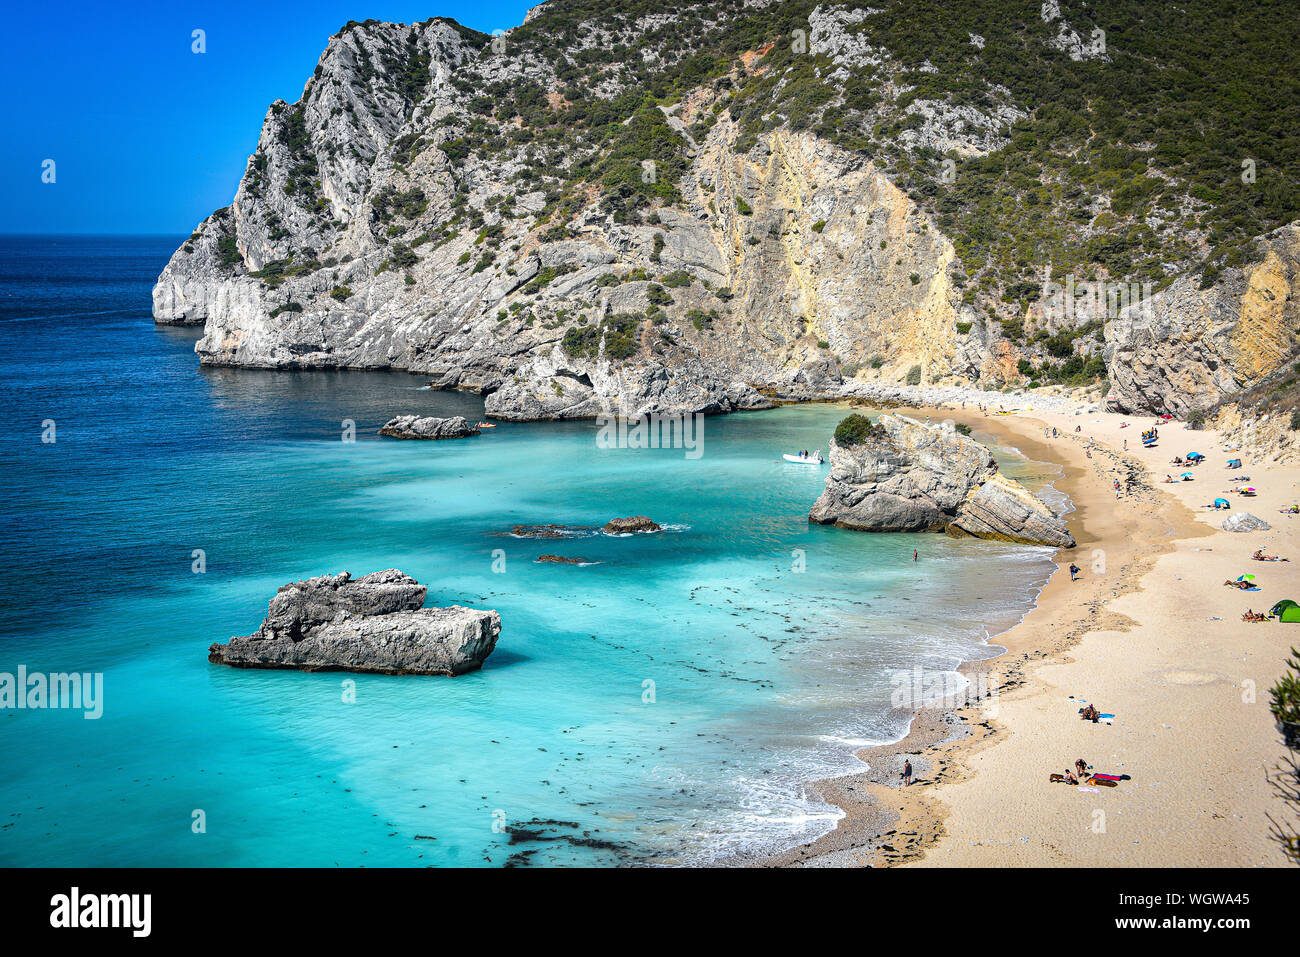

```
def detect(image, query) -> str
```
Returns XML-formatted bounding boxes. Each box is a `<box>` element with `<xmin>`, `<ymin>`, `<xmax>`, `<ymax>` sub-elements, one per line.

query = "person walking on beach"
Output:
<box><xmin>1069</xmin><ymin>562</ymin><xmax>1080</xmax><ymax>581</ymax></box>
<box><xmin>902</xmin><ymin>759</ymin><xmax>913</xmax><ymax>787</ymax></box>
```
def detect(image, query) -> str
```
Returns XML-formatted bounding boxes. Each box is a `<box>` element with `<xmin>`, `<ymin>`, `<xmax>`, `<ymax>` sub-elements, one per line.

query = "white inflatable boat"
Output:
<box><xmin>782</xmin><ymin>452</ymin><xmax>824</xmax><ymax>465</ymax></box>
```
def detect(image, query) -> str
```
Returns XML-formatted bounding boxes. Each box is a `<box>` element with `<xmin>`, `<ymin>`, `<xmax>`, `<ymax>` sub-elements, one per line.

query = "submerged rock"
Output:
<box><xmin>378</xmin><ymin>415</ymin><xmax>480</xmax><ymax>440</ymax></box>
<box><xmin>510</xmin><ymin>523</ymin><xmax>595</xmax><ymax>538</ymax></box>
<box><xmin>208</xmin><ymin>569</ymin><xmax>500</xmax><ymax>675</ymax></box>
<box><xmin>809</xmin><ymin>414</ymin><xmax>1075</xmax><ymax>547</ymax></box>
<box><xmin>603</xmin><ymin>516</ymin><xmax>662</xmax><ymax>534</ymax></box>
<box><xmin>535</xmin><ymin>554</ymin><xmax>592</xmax><ymax>564</ymax></box>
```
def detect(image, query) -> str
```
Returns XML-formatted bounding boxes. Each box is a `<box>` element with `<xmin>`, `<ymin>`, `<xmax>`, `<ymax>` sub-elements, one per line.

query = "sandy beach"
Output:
<box><xmin>770</xmin><ymin>396</ymin><xmax>1300</xmax><ymax>868</ymax></box>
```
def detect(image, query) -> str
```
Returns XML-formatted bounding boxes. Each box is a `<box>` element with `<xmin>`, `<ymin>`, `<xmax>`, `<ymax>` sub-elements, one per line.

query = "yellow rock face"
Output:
<box><xmin>1230</xmin><ymin>247</ymin><xmax>1297</xmax><ymax>381</ymax></box>
<box><xmin>692</xmin><ymin>126</ymin><xmax>960</xmax><ymax>381</ymax></box>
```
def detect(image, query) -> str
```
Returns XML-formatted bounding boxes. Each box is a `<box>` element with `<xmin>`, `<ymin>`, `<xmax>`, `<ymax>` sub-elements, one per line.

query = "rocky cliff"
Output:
<box><xmin>809</xmin><ymin>414</ymin><xmax>1075</xmax><ymax>547</ymax></box>
<box><xmin>1106</xmin><ymin>223</ymin><xmax>1300</xmax><ymax>418</ymax></box>
<box><xmin>154</xmin><ymin>2</ymin><xmax>1300</xmax><ymax>424</ymax></box>
<box><xmin>209</xmin><ymin>569</ymin><xmax>500</xmax><ymax>674</ymax></box>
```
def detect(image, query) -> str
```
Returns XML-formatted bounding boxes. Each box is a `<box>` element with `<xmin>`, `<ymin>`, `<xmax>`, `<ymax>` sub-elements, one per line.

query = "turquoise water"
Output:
<box><xmin>0</xmin><ymin>237</ymin><xmax>1059</xmax><ymax>866</ymax></box>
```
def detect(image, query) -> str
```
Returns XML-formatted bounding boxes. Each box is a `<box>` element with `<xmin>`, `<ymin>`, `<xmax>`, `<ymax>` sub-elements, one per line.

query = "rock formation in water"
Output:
<box><xmin>378</xmin><ymin>414</ymin><xmax>480</xmax><ymax>439</ymax></box>
<box><xmin>809</xmin><ymin>414</ymin><xmax>1075</xmax><ymax>547</ymax></box>
<box><xmin>602</xmin><ymin>516</ymin><xmax>661</xmax><ymax>534</ymax></box>
<box><xmin>208</xmin><ymin>569</ymin><xmax>500</xmax><ymax>674</ymax></box>
<box><xmin>510</xmin><ymin>523</ymin><xmax>593</xmax><ymax>538</ymax></box>
<box><xmin>153</xmin><ymin>5</ymin><xmax>1300</xmax><ymax>423</ymax></box>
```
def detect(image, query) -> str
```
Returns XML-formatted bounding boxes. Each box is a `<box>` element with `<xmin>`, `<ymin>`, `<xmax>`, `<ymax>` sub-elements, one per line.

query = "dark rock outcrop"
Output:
<box><xmin>208</xmin><ymin>569</ymin><xmax>500</xmax><ymax>675</ymax></box>
<box><xmin>510</xmin><ymin>523</ymin><xmax>596</xmax><ymax>538</ymax></box>
<box><xmin>378</xmin><ymin>415</ymin><xmax>479</xmax><ymax>440</ymax></box>
<box><xmin>603</xmin><ymin>516</ymin><xmax>662</xmax><ymax>534</ymax></box>
<box><xmin>536</xmin><ymin>554</ymin><xmax>592</xmax><ymax>564</ymax></box>
<box><xmin>809</xmin><ymin>414</ymin><xmax>1075</xmax><ymax>547</ymax></box>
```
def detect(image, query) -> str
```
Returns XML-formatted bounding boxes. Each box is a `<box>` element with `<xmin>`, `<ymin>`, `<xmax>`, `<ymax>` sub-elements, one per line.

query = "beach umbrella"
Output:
<box><xmin>1237</xmin><ymin>574</ymin><xmax>1255</xmax><ymax>581</ymax></box>
<box><xmin>1214</xmin><ymin>498</ymin><xmax>1230</xmax><ymax>508</ymax></box>
<box><xmin>1240</xmin><ymin>487</ymin><xmax>1257</xmax><ymax>493</ymax></box>
<box><xmin>1181</xmin><ymin>472</ymin><xmax>1194</xmax><ymax>479</ymax></box>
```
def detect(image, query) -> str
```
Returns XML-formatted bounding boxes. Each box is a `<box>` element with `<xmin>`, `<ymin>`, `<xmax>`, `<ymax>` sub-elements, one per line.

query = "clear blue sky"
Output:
<box><xmin>0</xmin><ymin>1</ymin><xmax>537</xmax><ymax>235</ymax></box>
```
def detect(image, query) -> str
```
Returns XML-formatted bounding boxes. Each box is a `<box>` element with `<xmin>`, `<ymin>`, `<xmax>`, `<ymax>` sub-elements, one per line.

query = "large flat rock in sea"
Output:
<box><xmin>209</xmin><ymin>570</ymin><xmax>500</xmax><ymax>675</ymax></box>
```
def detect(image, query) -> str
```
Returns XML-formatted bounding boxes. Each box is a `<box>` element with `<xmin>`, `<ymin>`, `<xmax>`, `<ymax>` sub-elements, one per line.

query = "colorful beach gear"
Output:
<box><xmin>1271</xmin><ymin>600</ymin><xmax>1300</xmax><ymax>623</ymax></box>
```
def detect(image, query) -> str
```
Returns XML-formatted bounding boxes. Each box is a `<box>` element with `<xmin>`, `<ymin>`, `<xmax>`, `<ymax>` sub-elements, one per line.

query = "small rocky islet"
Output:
<box><xmin>809</xmin><ymin>413</ymin><xmax>1076</xmax><ymax>548</ymax></box>
<box><xmin>509</xmin><ymin>516</ymin><xmax>663</xmax><ymax>538</ymax></box>
<box><xmin>208</xmin><ymin>569</ymin><xmax>500</xmax><ymax>675</ymax></box>
<box><xmin>377</xmin><ymin>415</ymin><xmax>480</xmax><ymax>440</ymax></box>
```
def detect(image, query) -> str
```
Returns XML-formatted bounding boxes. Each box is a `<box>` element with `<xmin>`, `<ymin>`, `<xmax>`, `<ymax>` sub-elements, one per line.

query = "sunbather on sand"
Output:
<box><xmin>1075</xmin><ymin>758</ymin><xmax>1090</xmax><ymax>779</ymax></box>
<box><xmin>1242</xmin><ymin>609</ymin><xmax>1268</xmax><ymax>622</ymax></box>
<box><xmin>1080</xmin><ymin>704</ymin><xmax>1100</xmax><ymax>722</ymax></box>
<box><xmin>1252</xmin><ymin>550</ymin><xmax>1288</xmax><ymax>562</ymax></box>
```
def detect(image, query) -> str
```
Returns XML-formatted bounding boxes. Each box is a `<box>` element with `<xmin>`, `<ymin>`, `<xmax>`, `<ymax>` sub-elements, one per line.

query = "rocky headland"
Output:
<box><xmin>208</xmin><ymin>569</ymin><xmax>500</xmax><ymax>675</ymax></box>
<box><xmin>150</xmin><ymin>9</ymin><xmax>1300</xmax><ymax>433</ymax></box>
<box><xmin>809</xmin><ymin>413</ymin><xmax>1075</xmax><ymax>547</ymax></box>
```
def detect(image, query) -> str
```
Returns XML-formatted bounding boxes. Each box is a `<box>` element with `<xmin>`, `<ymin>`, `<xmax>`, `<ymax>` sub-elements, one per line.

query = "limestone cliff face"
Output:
<box><xmin>809</xmin><ymin>414</ymin><xmax>1075</xmax><ymax>547</ymax></box>
<box><xmin>152</xmin><ymin>16</ymin><xmax>971</xmax><ymax>419</ymax></box>
<box><xmin>1106</xmin><ymin>223</ymin><xmax>1300</xmax><ymax>417</ymax></box>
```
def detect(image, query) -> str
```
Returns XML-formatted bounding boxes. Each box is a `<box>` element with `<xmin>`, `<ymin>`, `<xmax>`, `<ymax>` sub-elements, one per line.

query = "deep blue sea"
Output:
<box><xmin>0</xmin><ymin>235</ymin><xmax>1061</xmax><ymax>866</ymax></box>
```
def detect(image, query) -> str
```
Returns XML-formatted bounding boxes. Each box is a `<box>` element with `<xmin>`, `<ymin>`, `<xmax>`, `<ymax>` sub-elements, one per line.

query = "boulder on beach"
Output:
<box><xmin>378</xmin><ymin>415</ymin><xmax>480</xmax><ymax>440</ymax></box>
<box><xmin>1222</xmin><ymin>512</ymin><xmax>1271</xmax><ymax>532</ymax></box>
<box><xmin>208</xmin><ymin>569</ymin><xmax>500</xmax><ymax>675</ymax></box>
<box><xmin>809</xmin><ymin>413</ymin><xmax>1075</xmax><ymax>548</ymax></box>
<box><xmin>603</xmin><ymin>516</ymin><xmax>662</xmax><ymax>534</ymax></box>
